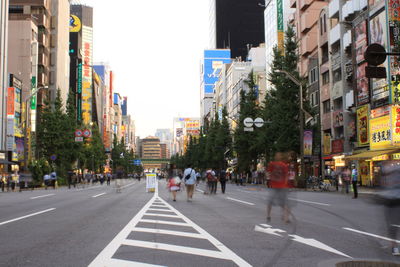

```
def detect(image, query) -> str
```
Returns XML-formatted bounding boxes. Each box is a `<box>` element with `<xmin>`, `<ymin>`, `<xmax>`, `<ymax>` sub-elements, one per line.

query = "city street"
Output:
<box><xmin>0</xmin><ymin>179</ymin><xmax>399</xmax><ymax>267</ymax></box>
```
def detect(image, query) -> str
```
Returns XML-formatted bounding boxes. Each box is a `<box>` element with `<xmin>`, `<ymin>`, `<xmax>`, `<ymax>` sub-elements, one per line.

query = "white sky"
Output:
<box><xmin>82</xmin><ymin>0</ymin><xmax>210</xmax><ymax>138</ymax></box>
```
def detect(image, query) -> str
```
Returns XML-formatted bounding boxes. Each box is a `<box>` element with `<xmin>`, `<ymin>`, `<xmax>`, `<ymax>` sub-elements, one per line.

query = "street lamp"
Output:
<box><xmin>23</xmin><ymin>86</ymin><xmax>48</xmax><ymax>171</ymax></box>
<box><xmin>275</xmin><ymin>69</ymin><xmax>306</xmax><ymax>179</ymax></box>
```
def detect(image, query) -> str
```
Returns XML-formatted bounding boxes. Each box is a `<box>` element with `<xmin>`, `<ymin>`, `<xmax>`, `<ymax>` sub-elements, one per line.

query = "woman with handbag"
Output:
<box><xmin>167</xmin><ymin>174</ymin><xmax>182</xmax><ymax>202</ymax></box>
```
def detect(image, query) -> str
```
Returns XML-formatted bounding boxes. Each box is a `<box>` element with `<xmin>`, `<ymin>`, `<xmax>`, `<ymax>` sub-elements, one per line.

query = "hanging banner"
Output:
<box><xmin>304</xmin><ymin>130</ymin><xmax>313</xmax><ymax>157</ymax></box>
<box><xmin>391</xmin><ymin>105</ymin><xmax>400</xmax><ymax>146</ymax></box>
<box><xmin>370</xmin><ymin>115</ymin><xmax>391</xmax><ymax>150</ymax></box>
<box><xmin>323</xmin><ymin>134</ymin><xmax>331</xmax><ymax>155</ymax></box>
<box><xmin>389</xmin><ymin>0</ymin><xmax>400</xmax><ymax>104</ymax></box>
<box><xmin>357</xmin><ymin>105</ymin><xmax>369</xmax><ymax>146</ymax></box>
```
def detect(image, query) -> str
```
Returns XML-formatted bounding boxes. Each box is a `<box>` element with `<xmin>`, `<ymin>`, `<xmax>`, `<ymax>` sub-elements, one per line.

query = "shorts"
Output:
<box><xmin>170</xmin><ymin>186</ymin><xmax>180</xmax><ymax>191</ymax></box>
<box><xmin>267</xmin><ymin>188</ymin><xmax>289</xmax><ymax>207</ymax></box>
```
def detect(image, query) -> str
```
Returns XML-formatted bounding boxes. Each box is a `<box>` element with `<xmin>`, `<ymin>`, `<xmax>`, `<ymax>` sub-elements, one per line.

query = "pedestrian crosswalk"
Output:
<box><xmin>88</xmin><ymin>193</ymin><xmax>251</xmax><ymax>267</ymax></box>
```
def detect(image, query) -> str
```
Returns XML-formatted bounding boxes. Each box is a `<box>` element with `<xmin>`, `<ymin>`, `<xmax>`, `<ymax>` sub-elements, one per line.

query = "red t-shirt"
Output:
<box><xmin>267</xmin><ymin>161</ymin><xmax>289</xmax><ymax>188</ymax></box>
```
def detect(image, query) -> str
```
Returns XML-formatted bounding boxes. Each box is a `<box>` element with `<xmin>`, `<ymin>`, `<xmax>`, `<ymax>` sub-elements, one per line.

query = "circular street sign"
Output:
<box><xmin>83</xmin><ymin>129</ymin><xmax>91</xmax><ymax>138</ymax></box>
<box><xmin>243</xmin><ymin>117</ymin><xmax>254</xmax><ymax>127</ymax></box>
<box><xmin>50</xmin><ymin>154</ymin><xmax>57</xmax><ymax>161</ymax></box>
<box><xmin>75</xmin><ymin>130</ymin><xmax>82</xmax><ymax>137</ymax></box>
<box><xmin>254</xmin><ymin>117</ymin><xmax>265</xmax><ymax>128</ymax></box>
<box><xmin>364</xmin><ymin>43</ymin><xmax>387</xmax><ymax>66</ymax></box>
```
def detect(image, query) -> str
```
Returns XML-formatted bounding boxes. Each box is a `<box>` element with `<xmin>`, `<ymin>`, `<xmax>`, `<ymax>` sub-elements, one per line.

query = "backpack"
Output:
<box><xmin>207</xmin><ymin>172</ymin><xmax>215</xmax><ymax>181</ymax></box>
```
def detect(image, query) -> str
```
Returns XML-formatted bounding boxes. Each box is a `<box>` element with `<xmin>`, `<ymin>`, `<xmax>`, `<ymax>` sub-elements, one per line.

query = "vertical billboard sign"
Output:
<box><xmin>389</xmin><ymin>0</ymin><xmax>400</xmax><ymax>104</ymax></box>
<box><xmin>392</xmin><ymin>105</ymin><xmax>400</xmax><ymax>146</ymax></box>
<box><xmin>304</xmin><ymin>130</ymin><xmax>313</xmax><ymax>157</ymax></box>
<box><xmin>357</xmin><ymin>105</ymin><xmax>369</xmax><ymax>147</ymax></box>
<box><xmin>203</xmin><ymin>50</ymin><xmax>231</xmax><ymax>94</ymax></box>
<box><xmin>6</xmin><ymin>88</ymin><xmax>15</xmax><ymax>151</ymax></box>
<box><xmin>276</xmin><ymin>0</ymin><xmax>284</xmax><ymax>52</ymax></box>
<box><xmin>323</xmin><ymin>134</ymin><xmax>331</xmax><ymax>155</ymax></box>
<box><xmin>355</xmin><ymin>21</ymin><xmax>369</xmax><ymax>105</ymax></box>
<box><xmin>81</xmin><ymin>26</ymin><xmax>93</xmax><ymax>125</ymax></box>
<box><xmin>30</xmin><ymin>76</ymin><xmax>37</xmax><ymax>132</ymax></box>
<box><xmin>370</xmin><ymin>115</ymin><xmax>391</xmax><ymax>150</ymax></box>
<box><xmin>370</xmin><ymin>11</ymin><xmax>390</xmax><ymax>108</ymax></box>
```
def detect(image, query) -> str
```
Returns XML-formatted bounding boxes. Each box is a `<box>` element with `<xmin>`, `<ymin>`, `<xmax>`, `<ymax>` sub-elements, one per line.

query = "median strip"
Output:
<box><xmin>0</xmin><ymin>208</ymin><xmax>56</xmax><ymax>226</ymax></box>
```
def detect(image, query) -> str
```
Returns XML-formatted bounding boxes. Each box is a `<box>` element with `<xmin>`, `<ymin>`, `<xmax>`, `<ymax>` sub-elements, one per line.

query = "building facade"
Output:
<box><xmin>0</xmin><ymin>0</ymin><xmax>8</xmax><ymax>151</ymax></box>
<box><xmin>141</xmin><ymin>136</ymin><xmax>161</xmax><ymax>171</ymax></box>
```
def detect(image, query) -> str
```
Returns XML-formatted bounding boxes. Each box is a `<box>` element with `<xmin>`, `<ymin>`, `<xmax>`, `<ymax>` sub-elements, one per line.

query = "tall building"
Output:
<box><xmin>50</xmin><ymin>0</ymin><xmax>69</xmax><ymax>106</ymax></box>
<box><xmin>209</xmin><ymin>0</ymin><xmax>265</xmax><ymax>60</ymax></box>
<box><xmin>141</xmin><ymin>136</ymin><xmax>161</xmax><ymax>170</ymax></box>
<box><xmin>0</xmin><ymin>0</ymin><xmax>8</xmax><ymax>151</ymax></box>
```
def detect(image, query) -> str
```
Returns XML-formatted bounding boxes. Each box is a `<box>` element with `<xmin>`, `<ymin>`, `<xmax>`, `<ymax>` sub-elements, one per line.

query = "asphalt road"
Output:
<box><xmin>0</xmin><ymin>179</ymin><xmax>399</xmax><ymax>267</ymax></box>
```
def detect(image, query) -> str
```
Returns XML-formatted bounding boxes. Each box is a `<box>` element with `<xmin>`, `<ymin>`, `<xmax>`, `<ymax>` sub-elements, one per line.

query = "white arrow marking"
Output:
<box><xmin>289</xmin><ymin>234</ymin><xmax>352</xmax><ymax>258</ymax></box>
<box><xmin>254</xmin><ymin>225</ymin><xmax>286</xmax><ymax>237</ymax></box>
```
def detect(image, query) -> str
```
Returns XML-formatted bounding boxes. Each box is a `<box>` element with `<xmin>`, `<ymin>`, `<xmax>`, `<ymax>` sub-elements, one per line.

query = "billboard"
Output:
<box><xmin>392</xmin><ymin>105</ymin><xmax>400</xmax><ymax>146</ymax></box>
<box><xmin>304</xmin><ymin>130</ymin><xmax>313</xmax><ymax>157</ymax></box>
<box><xmin>355</xmin><ymin>21</ymin><xmax>368</xmax><ymax>64</ymax></box>
<box><xmin>81</xmin><ymin>26</ymin><xmax>93</xmax><ymax>125</ymax></box>
<box><xmin>122</xmin><ymin>96</ymin><xmax>127</xmax><ymax>116</ymax></box>
<box><xmin>203</xmin><ymin>50</ymin><xmax>231</xmax><ymax>94</ymax></box>
<box><xmin>69</xmin><ymin>15</ymin><xmax>81</xmax><ymax>32</ymax></box>
<box><xmin>357</xmin><ymin>105</ymin><xmax>369</xmax><ymax>147</ymax></box>
<box><xmin>370</xmin><ymin>115</ymin><xmax>391</xmax><ymax>150</ymax></box>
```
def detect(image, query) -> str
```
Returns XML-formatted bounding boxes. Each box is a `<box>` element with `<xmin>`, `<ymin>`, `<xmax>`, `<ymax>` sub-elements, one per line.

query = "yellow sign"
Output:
<box><xmin>277</xmin><ymin>32</ymin><xmax>285</xmax><ymax>52</ymax></box>
<box><xmin>392</xmin><ymin>153</ymin><xmax>400</xmax><ymax>160</ymax></box>
<box><xmin>70</xmin><ymin>15</ymin><xmax>81</xmax><ymax>32</ymax></box>
<box><xmin>371</xmin><ymin>154</ymin><xmax>389</xmax><ymax>161</ymax></box>
<box><xmin>370</xmin><ymin>115</ymin><xmax>391</xmax><ymax>150</ymax></box>
<box><xmin>357</xmin><ymin>105</ymin><xmax>369</xmax><ymax>146</ymax></box>
<box><xmin>391</xmin><ymin>105</ymin><xmax>400</xmax><ymax>146</ymax></box>
<box><xmin>323</xmin><ymin>133</ymin><xmax>331</xmax><ymax>155</ymax></box>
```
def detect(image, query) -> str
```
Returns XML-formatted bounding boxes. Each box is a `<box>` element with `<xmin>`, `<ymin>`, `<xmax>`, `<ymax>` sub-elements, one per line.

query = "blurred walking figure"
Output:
<box><xmin>351</xmin><ymin>165</ymin><xmax>358</xmax><ymax>199</ymax></box>
<box><xmin>206</xmin><ymin>169</ymin><xmax>217</xmax><ymax>194</ymax></box>
<box><xmin>43</xmin><ymin>173</ymin><xmax>51</xmax><ymax>190</ymax></box>
<box><xmin>67</xmin><ymin>170</ymin><xmax>75</xmax><ymax>189</ymax></box>
<box><xmin>167</xmin><ymin>175</ymin><xmax>181</xmax><ymax>201</ymax></box>
<box><xmin>107</xmin><ymin>173</ymin><xmax>111</xmax><ymax>185</ymax></box>
<box><xmin>377</xmin><ymin>161</ymin><xmax>400</xmax><ymax>256</ymax></box>
<box><xmin>182</xmin><ymin>164</ymin><xmax>197</xmax><ymax>201</ymax></box>
<box><xmin>341</xmin><ymin>167</ymin><xmax>351</xmax><ymax>194</ymax></box>
<box><xmin>50</xmin><ymin>171</ymin><xmax>57</xmax><ymax>189</ymax></box>
<box><xmin>0</xmin><ymin>174</ymin><xmax>5</xmax><ymax>192</ymax></box>
<box><xmin>219</xmin><ymin>168</ymin><xmax>227</xmax><ymax>194</ymax></box>
<box><xmin>266</xmin><ymin>152</ymin><xmax>290</xmax><ymax>223</ymax></box>
<box><xmin>11</xmin><ymin>171</ymin><xmax>19</xmax><ymax>192</ymax></box>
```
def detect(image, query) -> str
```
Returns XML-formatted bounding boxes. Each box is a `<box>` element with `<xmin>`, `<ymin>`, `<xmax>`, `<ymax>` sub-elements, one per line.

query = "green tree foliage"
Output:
<box><xmin>82</xmin><ymin>124</ymin><xmax>107</xmax><ymax>172</ymax></box>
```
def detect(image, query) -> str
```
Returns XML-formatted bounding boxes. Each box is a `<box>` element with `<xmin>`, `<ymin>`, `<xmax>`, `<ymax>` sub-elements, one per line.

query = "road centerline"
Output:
<box><xmin>289</xmin><ymin>198</ymin><xmax>331</xmax><ymax>206</ymax></box>
<box><xmin>30</xmin><ymin>194</ymin><xmax>55</xmax><ymax>200</ymax></box>
<box><xmin>343</xmin><ymin>227</ymin><xmax>400</xmax><ymax>243</ymax></box>
<box><xmin>92</xmin><ymin>192</ymin><xmax>106</xmax><ymax>198</ymax></box>
<box><xmin>226</xmin><ymin>197</ymin><xmax>255</xmax><ymax>206</ymax></box>
<box><xmin>0</xmin><ymin>208</ymin><xmax>56</xmax><ymax>226</ymax></box>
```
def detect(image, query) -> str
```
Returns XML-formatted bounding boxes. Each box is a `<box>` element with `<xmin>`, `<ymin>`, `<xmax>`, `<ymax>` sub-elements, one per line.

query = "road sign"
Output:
<box><xmin>243</xmin><ymin>117</ymin><xmax>254</xmax><ymax>127</ymax></box>
<box><xmin>133</xmin><ymin>160</ymin><xmax>142</xmax><ymax>166</ymax></box>
<box><xmin>75</xmin><ymin>137</ymin><xmax>83</xmax><ymax>142</ymax></box>
<box><xmin>364</xmin><ymin>43</ymin><xmax>386</xmax><ymax>66</ymax></box>
<box><xmin>50</xmin><ymin>154</ymin><xmax>57</xmax><ymax>161</ymax></box>
<box><xmin>254</xmin><ymin>117</ymin><xmax>264</xmax><ymax>128</ymax></box>
<box><xmin>244</xmin><ymin>127</ymin><xmax>254</xmax><ymax>132</ymax></box>
<box><xmin>75</xmin><ymin>130</ymin><xmax>83</xmax><ymax>137</ymax></box>
<box><xmin>83</xmin><ymin>129</ymin><xmax>91</xmax><ymax>138</ymax></box>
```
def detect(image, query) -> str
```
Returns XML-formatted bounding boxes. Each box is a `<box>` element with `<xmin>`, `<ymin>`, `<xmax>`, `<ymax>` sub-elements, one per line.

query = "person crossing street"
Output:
<box><xmin>219</xmin><ymin>168</ymin><xmax>227</xmax><ymax>194</ymax></box>
<box><xmin>182</xmin><ymin>164</ymin><xmax>197</xmax><ymax>201</ymax></box>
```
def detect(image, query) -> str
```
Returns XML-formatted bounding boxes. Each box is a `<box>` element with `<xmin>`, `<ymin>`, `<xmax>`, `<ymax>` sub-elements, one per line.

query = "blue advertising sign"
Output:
<box><xmin>203</xmin><ymin>50</ymin><xmax>231</xmax><ymax>94</ymax></box>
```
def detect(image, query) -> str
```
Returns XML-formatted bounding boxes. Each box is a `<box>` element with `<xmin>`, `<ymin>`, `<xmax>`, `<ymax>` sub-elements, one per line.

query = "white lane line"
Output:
<box><xmin>122</xmin><ymin>239</ymin><xmax>228</xmax><ymax>260</ymax></box>
<box><xmin>196</xmin><ymin>189</ymin><xmax>204</xmax><ymax>193</ymax></box>
<box><xmin>92</xmin><ymin>192</ymin><xmax>106</xmax><ymax>198</ymax></box>
<box><xmin>0</xmin><ymin>208</ymin><xmax>56</xmax><ymax>226</ymax></box>
<box><xmin>343</xmin><ymin>227</ymin><xmax>400</xmax><ymax>243</ymax></box>
<box><xmin>392</xmin><ymin>224</ymin><xmax>400</xmax><ymax>228</ymax></box>
<box><xmin>132</xmin><ymin>227</ymin><xmax>204</xmax><ymax>239</ymax></box>
<box><xmin>289</xmin><ymin>198</ymin><xmax>331</xmax><ymax>206</ymax></box>
<box><xmin>120</xmin><ymin>182</ymin><xmax>136</xmax><ymax>189</ymax></box>
<box><xmin>226</xmin><ymin>197</ymin><xmax>255</xmax><ymax>206</ymax></box>
<box><xmin>77</xmin><ymin>185</ymin><xmax>102</xmax><ymax>191</ymax></box>
<box><xmin>144</xmin><ymin>213</ymin><xmax>180</xmax><ymax>218</ymax></box>
<box><xmin>139</xmin><ymin>219</ymin><xmax>189</xmax><ymax>227</ymax></box>
<box><xmin>106</xmin><ymin>258</ymin><xmax>167</xmax><ymax>267</ymax></box>
<box><xmin>30</xmin><ymin>194</ymin><xmax>55</xmax><ymax>200</ymax></box>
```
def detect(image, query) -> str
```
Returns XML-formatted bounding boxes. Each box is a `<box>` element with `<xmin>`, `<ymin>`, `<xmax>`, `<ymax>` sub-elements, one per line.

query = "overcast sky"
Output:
<box><xmin>82</xmin><ymin>0</ymin><xmax>210</xmax><ymax>138</ymax></box>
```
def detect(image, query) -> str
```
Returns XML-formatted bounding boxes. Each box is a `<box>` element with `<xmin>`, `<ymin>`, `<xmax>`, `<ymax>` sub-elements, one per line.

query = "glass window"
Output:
<box><xmin>323</xmin><ymin>100</ymin><xmax>331</xmax><ymax>113</ymax></box>
<box><xmin>322</xmin><ymin>71</ymin><xmax>329</xmax><ymax>85</ymax></box>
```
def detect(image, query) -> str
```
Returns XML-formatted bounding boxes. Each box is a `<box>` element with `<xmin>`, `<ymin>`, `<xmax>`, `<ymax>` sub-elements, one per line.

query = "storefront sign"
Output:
<box><xmin>371</xmin><ymin>105</ymin><xmax>390</xmax><ymax>118</ymax></box>
<box><xmin>389</xmin><ymin>0</ymin><xmax>400</xmax><ymax>104</ymax></box>
<box><xmin>357</xmin><ymin>63</ymin><xmax>369</xmax><ymax>105</ymax></box>
<box><xmin>7</xmin><ymin>87</ymin><xmax>15</xmax><ymax>116</ymax></box>
<box><xmin>392</xmin><ymin>153</ymin><xmax>400</xmax><ymax>159</ymax></box>
<box><xmin>370</xmin><ymin>115</ymin><xmax>392</xmax><ymax>150</ymax></box>
<box><xmin>82</xmin><ymin>35</ymin><xmax>92</xmax><ymax>125</ymax></box>
<box><xmin>391</xmin><ymin>105</ymin><xmax>400</xmax><ymax>146</ymax></box>
<box><xmin>331</xmin><ymin>139</ymin><xmax>344</xmax><ymax>154</ymax></box>
<box><xmin>357</xmin><ymin>105</ymin><xmax>369</xmax><ymax>146</ymax></box>
<box><xmin>277</xmin><ymin>0</ymin><xmax>284</xmax><ymax>51</ymax></box>
<box><xmin>323</xmin><ymin>134</ymin><xmax>331</xmax><ymax>155</ymax></box>
<box><xmin>304</xmin><ymin>130</ymin><xmax>313</xmax><ymax>157</ymax></box>
<box><xmin>371</xmin><ymin>154</ymin><xmax>389</xmax><ymax>161</ymax></box>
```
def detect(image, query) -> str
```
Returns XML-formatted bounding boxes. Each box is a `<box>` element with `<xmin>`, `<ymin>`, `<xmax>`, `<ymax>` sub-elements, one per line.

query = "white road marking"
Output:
<box><xmin>106</xmin><ymin>258</ymin><xmax>167</xmax><ymax>267</ymax></box>
<box><xmin>89</xmin><ymin>180</ymin><xmax>251</xmax><ymax>267</ymax></box>
<box><xmin>151</xmin><ymin>204</ymin><xmax>167</xmax><ymax>207</ymax></box>
<box><xmin>0</xmin><ymin>208</ymin><xmax>56</xmax><ymax>226</ymax></box>
<box><xmin>196</xmin><ymin>189</ymin><xmax>204</xmax><ymax>193</ymax></box>
<box><xmin>289</xmin><ymin>198</ymin><xmax>331</xmax><ymax>206</ymax></box>
<box><xmin>343</xmin><ymin>227</ymin><xmax>400</xmax><ymax>243</ymax></box>
<box><xmin>254</xmin><ymin>225</ymin><xmax>286</xmax><ymax>237</ymax></box>
<box><xmin>226</xmin><ymin>197</ymin><xmax>255</xmax><ymax>206</ymax></box>
<box><xmin>144</xmin><ymin>213</ymin><xmax>180</xmax><ymax>218</ymax></box>
<box><xmin>392</xmin><ymin>224</ymin><xmax>400</xmax><ymax>228</ymax></box>
<box><xmin>147</xmin><ymin>208</ymin><xmax>173</xmax><ymax>212</ymax></box>
<box><xmin>76</xmin><ymin>185</ymin><xmax>102</xmax><ymax>191</ymax></box>
<box><xmin>132</xmin><ymin>227</ymin><xmax>204</xmax><ymax>239</ymax></box>
<box><xmin>92</xmin><ymin>192</ymin><xmax>106</xmax><ymax>198</ymax></box>
<box><xmin>289</xmin><ymin>234</ymin><xmax>352</xmax><ymax>258</ymax></box>
<box><xmin>30</xmin><ymin>194</ymin><xmax>55</xmax><ymax>200</ymax></box>
<box><xmin>120</xmin><ymin>182</ymin><xmax>136</xmax><ymax>189</ymax></box>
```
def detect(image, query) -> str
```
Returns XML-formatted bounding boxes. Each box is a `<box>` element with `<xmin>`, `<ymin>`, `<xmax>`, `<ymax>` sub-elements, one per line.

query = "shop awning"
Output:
<box><xmin>345</xmin><ymin>149</ymin><xmax>400</xmax><ymax>160</ymax></box>
<box><xmin>0</xmin><ymin>159</ymin><xmax>18</xmax><ymax>165</ymax></box>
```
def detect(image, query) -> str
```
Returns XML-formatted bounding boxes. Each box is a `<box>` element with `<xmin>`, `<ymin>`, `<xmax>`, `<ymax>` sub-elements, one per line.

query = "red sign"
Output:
<box><xmin>7</xmin><ymin>87</ymin><xmax>15</xmax><ymax>116</ymax></box>
<box><xmin>83</xmin><ymin>42</ymin><xmax>91</xmax><ymax>77</ymax></box>
<box><xmin>83</xmin><ymin>129</ymin><xmax>91</xmax><ymax>138</ymax></box>
<box><xmin>371</xmin><ymin>106</ymin><xmax>390</xmax><ymax>118</ymax></box>
<box><xmin>75</xmin><ymin>130</ymin><xmax>83</xmax><ymax>137</ymax></box>
<box><xmin>331</xmin><ymin>139</ymin><xmax>344</xmax><ymax>154</ymax></box>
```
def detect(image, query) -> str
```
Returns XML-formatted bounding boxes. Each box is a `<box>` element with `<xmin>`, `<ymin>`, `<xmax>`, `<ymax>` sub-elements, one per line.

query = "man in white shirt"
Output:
<box><xmin>183</xmin><ymin>164</ymin><xmax>197</xmax><ymax>201</ymax></box>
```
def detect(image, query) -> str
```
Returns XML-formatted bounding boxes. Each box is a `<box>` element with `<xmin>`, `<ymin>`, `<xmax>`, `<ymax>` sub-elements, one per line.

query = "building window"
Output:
<box><xmin>320</xmin><ymin>17</ymin><xmax>323</xmax><ymax>35</ymax></box>
<box><xmin>323</xmin><ymin>100</ymin><xmax>331</xmax><ymax>113</ymax></box>
<box><xmin>333</xmin><ymin>69</ymin><xmax>342</xmax><ymax>83</ymax></box>
<box><xmin>322</xmin><ymin>71</ymin><xmax>330</xmax><ymax>85</ymax></box>
<box><xmin>9</xmin><ymin>5</ymin><xmax>23</xmax><ymax>14</ymax></box>
<box><xmin>310</xmin><ymin>92</ymin><xmax>319</xmax><ymax>107</ymax></box>
<box><xmin>309</xmin><ymin>67</ymin><xmax>318</xmax><ymax>85</ymax></box>
<box><xmin>323</xmin><ymin>14</ymin><xmax>327</xmax><ymax>33</ymax></box>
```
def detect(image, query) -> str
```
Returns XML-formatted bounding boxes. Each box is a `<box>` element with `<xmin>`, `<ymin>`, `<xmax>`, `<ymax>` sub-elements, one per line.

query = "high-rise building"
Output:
<box><xmin>141</xmin><ymin>136</ymin><xmax>161</xmax><ymax>170</ymax></box>
<box><xmin>0</xmin><ymin>0</ymin><xmax>8</xmax><ymax>151</ymax></box>
<box><xmin>50</xmin><ymin>0</ymin><xmax>69</xmax><ymax>106</ymax></box>
<box><xmin>209</xmin><ymin>0</ymin><xmax>265</xmax><ymax>60</ymax></box>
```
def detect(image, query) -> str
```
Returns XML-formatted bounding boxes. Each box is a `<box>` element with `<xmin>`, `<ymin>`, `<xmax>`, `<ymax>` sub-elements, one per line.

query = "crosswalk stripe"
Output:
<box><xmin>132</xmin><ymin>227</ymin><xmax>204</xmax><ymax>239</ymax></box>
<box><xmin>144</xmin><ymin>213</ymin><xmax>180</xmax><ymax>218</ymax></box>
<box><xmin>139</xmin><ymin>219</ymin><xmax>190</xmax><ymax>227</ymax></box>
<box><xmin>105</xmin><ymin>258</ymin><xmax>167</xmax><ymax>267</ymax></box>
<box><xmin>147</xmin><ymin>208</ymin><xmax>173</xmax><ymax>212</ymax></box>
<box><xmin>122</xmin><ymin>239</ymin><xmax>229</xmax><ymax>260</ymax></box>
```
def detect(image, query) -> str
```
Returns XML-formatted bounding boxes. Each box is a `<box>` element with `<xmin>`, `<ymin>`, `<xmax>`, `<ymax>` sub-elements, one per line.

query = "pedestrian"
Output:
<box><xmin>11</xmin><ymin>171</ymin><xmax>19</xmax><ymax>192</ymax></box>
<box><xmin>182</xmin><ymin>164</ymin><xmax>197</xmax><ymax>201</ymax></box>
<box><xmin>331</xmin><ymin>167</ymin><xmax>339</xmax><ymax>191</ymax></box>
<box><xmin>266</xmin><ymin>152</ymin><xmax>290</xmax><ymax>223</ymax></box>
<box><xmin>0</xmin><ymin>174</ymin><xmax>5</xmax><ymax>192</ymax></box>
<box><xmin>377</xmin><ymin>161</ymin><xmax>400</xmax><ymax>256</ymax></box>
<box><xmin>50</xmin><ymin>171</ymin><xmax>57</xmax><ymax>189</ymax></box>
<box><xmin>351</xmin><ymin>165</ymin><xmax>358</xmax><ymax>199</ymax></box>
<box><xmin>107</xmin><ymin>173</ymin><xmax>111</xmax><ymax>185</ymax></box>
<box><xmin>67</xmin><ymin>170</ymin><xmax>74</xmax><ymax>189</ymax></box>
<box><xmin>43</xmin><ymin>173</ymin><xmax>51</xmax><ymax>190</ymax></box>
<box><xmin>341</xmin><ymin>167</ymin><xmax>351</xmax><ymax>194</ymax></box>
<box><xmin>206</xmin><ymin>169</ymin><xmax>217</xmax><ymax>194</ymax></box>
<box><xmin>219</xmin><ymin>168</ymin><xmax>227</xmax><ymax>194</ymax></box>
<box><xmin>167</xmin><ymin>175</ymin><xmax>181</xmax><ymax>201</ymax></box>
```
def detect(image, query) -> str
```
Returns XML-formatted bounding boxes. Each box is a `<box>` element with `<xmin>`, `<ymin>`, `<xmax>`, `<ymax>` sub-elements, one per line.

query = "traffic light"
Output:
<box><xmin>364</xmin><ymin>43</ymin><xmax>387</xmax><ymax>79</ymax></box>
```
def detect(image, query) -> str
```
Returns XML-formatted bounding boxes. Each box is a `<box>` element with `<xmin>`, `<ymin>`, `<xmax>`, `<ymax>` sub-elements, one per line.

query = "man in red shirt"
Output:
<box><xmin>266</xmin><ymin>152</ymin><xmax>290</xmax><ymax>223</ymax></box>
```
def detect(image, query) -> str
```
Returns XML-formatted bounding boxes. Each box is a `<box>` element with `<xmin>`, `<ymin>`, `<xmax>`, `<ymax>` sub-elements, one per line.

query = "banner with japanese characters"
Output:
<box><xmin>370</xmin><ymin>115</ymin><xmax>391</xmax><ymax>150</ymax></box>
<box><xmin>391</xmin><ymin>105</ymin><xmax>400</xmax><ymax>146</ymax></box>
<box><xmin>357</xmin><ymin>105</ymin><xmax>369</xmax><ymax>147</ymax></box>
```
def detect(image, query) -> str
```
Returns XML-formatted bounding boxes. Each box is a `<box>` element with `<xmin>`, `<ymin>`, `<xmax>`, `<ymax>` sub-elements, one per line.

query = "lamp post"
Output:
<box><xmin>23</xmin><ymin>86</ymin><xmax>48</xmax><ymax>171</ymax></box>
<box><xmin>276</xmin><ymin>70</ymin><xmax>305</xmax><ymax>179</ymax></box>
